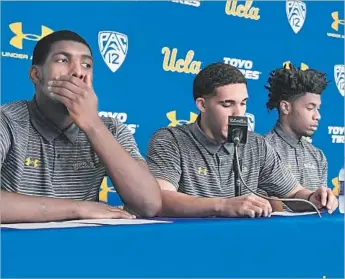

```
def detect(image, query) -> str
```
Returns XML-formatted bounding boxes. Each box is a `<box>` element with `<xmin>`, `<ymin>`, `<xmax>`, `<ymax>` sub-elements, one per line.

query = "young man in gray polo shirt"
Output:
<box><xmin>146</xmin><ymin>62</ymin><xmax>337</xmax><ymax>218</ymax></box>
<box><xmin>1</xmin><ymin>30</ymin><xmax>162</xmax><ymax>223</ymax></box>
<box><xmin>264</xmin><ymin>63</ymin><xmax>329</xmax><ymax>211</ymax></box>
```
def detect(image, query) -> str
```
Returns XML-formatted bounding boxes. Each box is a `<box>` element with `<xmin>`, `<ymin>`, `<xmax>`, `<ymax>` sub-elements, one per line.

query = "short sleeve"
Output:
<box><xmin>105</xmin><ymin>117</ymin><xmax>144</xmax><ymax>162</ymax></box>
<box><xmin>146</xmin><ymin>128</ymin><xmax>182</xmax><ymax>189</ymax></box>
<box><xmin>258</xmin><ymin>139</ymin><xmax>299</xmax><ymax>197</ymax></box>
<box><xmin>0</xmin><ymin>111</ymin><xmax>13</xmax><ymax>168</ymax></box>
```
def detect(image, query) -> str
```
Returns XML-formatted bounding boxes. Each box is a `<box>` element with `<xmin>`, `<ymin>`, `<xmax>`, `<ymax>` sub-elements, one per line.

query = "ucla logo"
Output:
<box><xmin>286</xmin><ymin>0</ymin><xmax>306</xmax><ymax>34</ymax></box>
<box><xmin>225</xmin><ymin>0</ymin><xmax>260</xmax><ymax>21</ymax></box>
<box><xmin>25</xmin><ymin>157</ymin><xmax>40</xmax><ymax>168</ymax></box>
<box><xmin>98</xmin><ymin>31</ymin><xmax>128</xmax><ymax>73</ymax></box>
<box><xmin>72</xmin><ymin>161</ymin><xmax>95</xmax><ymax>170</ymax></box>
<box><xmin>9</xmin><ymin>22</ymin><xmax>53</xmax><ymax>50</ymax></box>
<box><xmin>245</xmin><ymin>113</ymin><xmax>255</xmax><ymax>132</ymax></box>
<box><xmin>283</xmin><ymin>61</ymin><xmax>309</xmax><ymax>70</ymax></box>
<box><xmin>334</xmin><ymin>65</ymin><xmax>344</xmax><ymax>97</ymax></box>
<box><xmin>162</xmin><ymin>47</ymin><xmax>201</xmax><ymax>74</ymax></box>
<box><xmin>166</xmin><ymin>111</ymin><xmax>198</xmax><ymax>127</ymax></box>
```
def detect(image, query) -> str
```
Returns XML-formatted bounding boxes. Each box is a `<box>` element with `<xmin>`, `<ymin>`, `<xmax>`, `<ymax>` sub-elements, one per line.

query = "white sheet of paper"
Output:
<box><xmin>66</xmin><ymin>218</ymin><xmax>172</xmax><ymax>225</ymax></box>
<box><xmin>271</xmin><ymin>211</ymin><xmax>318</xmax><ymax>216</ymax></box>
<box><xmin>1</xmin><ymin>222</ymin><xmax>101</xmax><ymax>230</ymax></box>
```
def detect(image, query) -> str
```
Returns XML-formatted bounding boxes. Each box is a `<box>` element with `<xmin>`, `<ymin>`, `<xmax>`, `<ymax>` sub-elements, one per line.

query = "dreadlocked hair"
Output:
<box><xmin>265</xmin><ymin>63</ymin><xmax>329</xmax><ymax>111</ymax></box>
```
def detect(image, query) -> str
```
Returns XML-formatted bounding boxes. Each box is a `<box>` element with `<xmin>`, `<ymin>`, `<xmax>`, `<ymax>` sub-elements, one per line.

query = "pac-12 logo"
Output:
<box><xmin>286</xmin><ymin>0</ymin><xmax>306</xmax><ymax>34</ymax></box>
<box><xmin>98</xmin><ymin>31</ymin><xmax>128</xmax><ymax>73</ymax></box>
<box><xmin>172</xmin><ymin>0</ymin><xmax>200</xmax><ymax>7</ymax></box>
<box><xmin>334</xmin><ymin>65</ymin><xmax>344</xmax><ymax>96</ymax></box>
<box><xmin>245</xmin><ymin>113</ymin><xmax>255</xmax><ymax>131</ymax></box>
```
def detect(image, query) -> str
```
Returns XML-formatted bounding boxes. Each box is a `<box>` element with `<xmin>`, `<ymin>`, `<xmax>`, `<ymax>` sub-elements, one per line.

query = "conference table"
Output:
<box><xmin>1</xmin><ymin>212</ymin><xmax>344</xmax><ymax>278</ymax></box>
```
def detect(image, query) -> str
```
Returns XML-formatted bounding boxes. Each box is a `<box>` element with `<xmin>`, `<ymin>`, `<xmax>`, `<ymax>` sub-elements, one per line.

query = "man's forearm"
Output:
<box><xmin>284</xmin><ymin>187</ymin><xmax>315</xmax><ymax>212</ymax></box>
<box><xmin>85</xmin><ymin>122</ymin><xmax>162</xmax><ymax>217</ymax></box>
<box><xmin>159</xmin><ymin>190</ymin><xmax>222</xmax><ymax>217</ymax></box>
<box><xmin>292</xmin><ymin>187</ymin><xmax>313</xmax><ymax>200</ymax></box>
<box><xmin>1</xmin><ymin>190</ymin><xmax>81</xmax><ymax>224</ymax></box>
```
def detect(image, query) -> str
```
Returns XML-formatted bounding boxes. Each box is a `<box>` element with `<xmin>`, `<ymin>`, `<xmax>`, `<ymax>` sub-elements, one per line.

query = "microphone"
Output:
<box><xmin>227</xmin><ymin>116</ymin><xmax>248</xmax><ymax>146</ymax></box>
<box><xmin>228</xmin><ymin>116</ymin><xmax>248</xmax><ymax>197</ymax></box>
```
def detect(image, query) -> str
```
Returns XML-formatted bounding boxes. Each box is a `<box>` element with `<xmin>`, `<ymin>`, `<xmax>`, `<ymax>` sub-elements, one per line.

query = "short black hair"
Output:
<box><xmin>32</xmin><ymin>30</ymin><xmax>92</xmax><ymax>66</ymax></box>
<box><xmin>265</xmin><ymin>63</ymin><xmax>329</xmax><ymax>111</ymax></box>
<box><xmin>193</xmin><ymin>62</ymin><xmax>247</xmax><ymax>101</ymax></box>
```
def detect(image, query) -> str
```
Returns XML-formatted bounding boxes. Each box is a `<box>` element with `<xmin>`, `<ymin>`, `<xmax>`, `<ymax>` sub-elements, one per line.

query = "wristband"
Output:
<box><xmin>307</xmin><ymin>192</ymin><xmax>314</xmax><ymax>201</ymax></box>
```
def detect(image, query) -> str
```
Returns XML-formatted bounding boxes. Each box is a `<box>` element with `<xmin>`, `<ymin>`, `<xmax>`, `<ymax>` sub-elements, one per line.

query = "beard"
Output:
<box><xmin>301</xmin><ymin>129</ymin><xmax>315</xmax><ymax>138</ymax></box>
<box><xmin>53</xmin><ymin>99</ymin><xmax>69</xmax><ymax>115</ymax></box>
<box><xmin>40</xmin><ymin>84</ymin><xmax>69</xmax><ymax>115</ymax></box>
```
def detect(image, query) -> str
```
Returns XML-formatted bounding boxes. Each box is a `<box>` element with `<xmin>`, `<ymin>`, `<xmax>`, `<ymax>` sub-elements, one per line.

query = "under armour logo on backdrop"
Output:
<box><xmin>9</xmin><ymin>22</ymin><xmax>53</xmax><ymax>49</ymax></box>
<box><xmin>166</xmin><ymin>111</ymin><xmax>198</xmax><ymax>127</ymax></box>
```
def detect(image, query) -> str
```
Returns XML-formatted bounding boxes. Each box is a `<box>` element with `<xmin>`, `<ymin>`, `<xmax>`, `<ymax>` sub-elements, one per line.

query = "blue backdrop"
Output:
<box><xmin>1</xmin><ymin>0</ymin><xmax>344</xmax><ymax>204</ymax></box>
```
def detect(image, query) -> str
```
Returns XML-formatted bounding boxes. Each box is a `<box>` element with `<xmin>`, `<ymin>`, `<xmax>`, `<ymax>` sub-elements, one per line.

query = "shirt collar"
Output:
<box><xmin>190</xmin><ymin>116</ymin><xmax>234</xmax><ymax>155</ymax></box>
<box><xmin>28</xmin><ymin>97</ymin><xmax>79</xmax><ymax>144</ymax></box>
<box><xmin>273</xmin><ymin>121</ymin><xmax>300</xmax><ymax>147</ymax></box>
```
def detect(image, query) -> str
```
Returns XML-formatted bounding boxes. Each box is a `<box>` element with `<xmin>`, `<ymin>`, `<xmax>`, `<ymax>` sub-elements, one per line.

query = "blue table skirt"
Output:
<box><xmin>1</xmin><ymin>213</ymin><xmax>344</xmax><ymax>278</ymax></box>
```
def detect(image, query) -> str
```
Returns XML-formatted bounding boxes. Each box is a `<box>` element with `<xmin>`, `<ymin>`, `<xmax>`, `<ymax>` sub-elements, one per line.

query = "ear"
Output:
<box><xmin>29</xmin><ymin>66</ymin><xmax>41</xmax><ymax>85</ymax></box>
<box><xmin>279</xmin><ymin>100</ymin><xmax>292</xmax><ymax>115</ymax></box>
<box><xmin>196</xmin><ymin>97</ymin><xmax>206</xmax><ymax>113</ymax></box>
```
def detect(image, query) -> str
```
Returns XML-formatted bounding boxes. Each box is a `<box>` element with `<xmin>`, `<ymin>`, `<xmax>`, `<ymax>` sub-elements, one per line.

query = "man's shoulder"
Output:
<box><xmin>244</xmin><ymin>131</ymin><xmax>274</xmax><ymax>155</ymax></box>
<box><xmin>100</xmin><ymin>115</ymin><xmax>119</xmax><ymax>127</ymax></box>
<box><xmin>1</xmin><ymin>100</ymin><xmax>30</xmax><ymax>122</ymax></box>
<box><xmin>150</xmin><ymin>124</ymin><xmax>194</xmax><ymax>143</ymax></box>
<box><xmin>247</xmin><ymin>131</ymin><xmax>267</xmax><ymax>145</ymax></box>
<box><xmin>302</xmin><ymin>139</ymin><xmax>327</xmax><ymax>160</ymax></box>
<box><xmin>99</xmin><ymin>115</ymin><xmax>129</xmax><ymax>134</ymax></box>
<box><xmin>263</xmin><ymin>129</ymin><xmax>276</xmax><ymax>140</ymax></box>
<box><xmin>98</xmin><ymin>115</ymin><xmax>140</xmax><ymax>148</ymax></box>
<box><xmin>263</xmin><ymin>129</ymin><xmax>285</xmax><ymax>149</ymax></box>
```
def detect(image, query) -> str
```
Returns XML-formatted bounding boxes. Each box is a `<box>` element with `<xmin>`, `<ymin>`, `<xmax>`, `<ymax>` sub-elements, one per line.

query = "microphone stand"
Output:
<box><xmin>233</xmin><ymin>141</ymin><xmax>242</xmax><ymax>197</ymax></box>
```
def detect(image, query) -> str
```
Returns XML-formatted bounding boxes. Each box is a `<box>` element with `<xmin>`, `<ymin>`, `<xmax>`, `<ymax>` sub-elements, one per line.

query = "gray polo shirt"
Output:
<box><xmin>265</xmin><ymin>122</ymin><xmax>328</xmax><ymax>191</ymax></box>
<box><xmin>146</xmin><ymin>118</ymin><xmax>299</xmax><ymax>198</ymax></box>
<box><xmin>0</xmin><ymin>98</ymin><xmax>143</xmax><ymax>201</ymax></box>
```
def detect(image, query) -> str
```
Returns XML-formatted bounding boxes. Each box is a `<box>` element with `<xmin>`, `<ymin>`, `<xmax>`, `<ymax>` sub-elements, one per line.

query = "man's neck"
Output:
<box><xmin>199</xmin><ymin>116</ymin><xmax>224</xmax><ymax>144</ymax></box>
<box><xmin>35</xmin><ymin>95</ymin><xmax>73</xmax><ymax>130</ymax></box>
<box><xmin>278</xmin><ymin>118</ymin><xmax>301</xmax><ymax>139</ymax></box>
